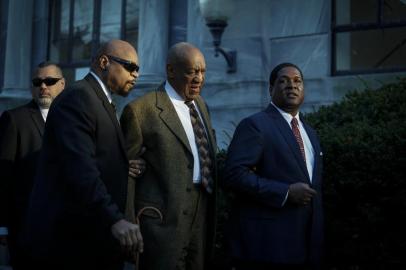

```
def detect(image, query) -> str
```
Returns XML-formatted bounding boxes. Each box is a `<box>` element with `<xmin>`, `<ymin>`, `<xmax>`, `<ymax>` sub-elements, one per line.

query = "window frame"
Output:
<box><xmin>331</xmin><ymin>0</ymin><xmax>406</xmax><ymax>76</ymax></box>
<box><xmin>47</xmin><ymin>0</ymin><xmax>134</xmax><ymax>73</ymax></box>
<box><xmin>0</xmin><ymin>0</ymin><xmax>9</xmax><ymax>91</ymax></box>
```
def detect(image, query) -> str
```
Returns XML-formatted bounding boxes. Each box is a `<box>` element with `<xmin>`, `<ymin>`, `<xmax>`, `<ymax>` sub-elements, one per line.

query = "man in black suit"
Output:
<box><xmin>24</xmin><ymin>40</ymin><xmax>143</xmax><ymax>270</ymax></box>
<box><xmin>223</xmin><ymin>63</ymin><xmax>324</xmax><ymax>270</ymax></box>
<box><xmin>0</xmin><ymin>62</ymin><xmax>65</xmax><ymax>269</ymax></box>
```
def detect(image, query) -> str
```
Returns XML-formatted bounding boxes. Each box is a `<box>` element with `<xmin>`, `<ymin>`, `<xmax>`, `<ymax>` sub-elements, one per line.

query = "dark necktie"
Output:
<box><xmin>291</xmin><ymin>117</ymin><xmax>306</xmax><ymax>163</ymax></box>
<box><xmin>111</xmin><ymin>100</ymin><xmax>118</xmax><ymax>112</ymax></box>
<box><xmin>185</xmin><ymin>101</ymin><xmax>213</xmax><ymax>193</ymax></box>
<box><xmin>111</xmin><ymin>101</ymin><xmax>120</xmax><ymax>122</ymax></box>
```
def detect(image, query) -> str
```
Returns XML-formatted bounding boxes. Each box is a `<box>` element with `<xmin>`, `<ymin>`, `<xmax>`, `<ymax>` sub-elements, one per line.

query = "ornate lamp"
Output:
<box><xmin>199</xmin><ymin>0</ymin><xmax>237</xmax><ymax>73</ymax></box>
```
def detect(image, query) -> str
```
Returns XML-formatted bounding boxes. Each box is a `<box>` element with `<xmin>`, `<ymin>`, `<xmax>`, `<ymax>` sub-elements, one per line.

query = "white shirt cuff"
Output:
<box><xmin>281</xmin><ymin>189</ymin><xmax>289</xmax><ymax>207</ymax></box>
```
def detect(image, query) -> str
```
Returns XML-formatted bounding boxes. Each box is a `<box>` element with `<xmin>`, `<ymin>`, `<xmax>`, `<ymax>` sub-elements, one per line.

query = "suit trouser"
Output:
<box><xmin>176</xmin><ymin>185</ymin><xmax>208</xmax><ymax>270</ymax></box>
<box><xmin>7</xmin><ymin>229</ymin><xmax>31</xmax><ymax>270</ymax></box>
<box><xmin>28</xmin><ymin>257</ymin><xmax>124</xmax><ymax>270</ymax></box>
<box><xmin>233</xmin><ymin>260</ymin><xmax>313</xmax><ymax>270</ymax></box>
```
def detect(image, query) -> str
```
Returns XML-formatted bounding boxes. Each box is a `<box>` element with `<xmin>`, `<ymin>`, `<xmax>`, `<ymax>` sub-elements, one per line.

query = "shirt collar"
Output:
<box><xmin>90</xmin><ymin>71</ymin><xmax>113</xmax><ymax>104</ymax></box>
<box><xmin>271</xmin><ymin>102</ymin><xmax>300</xmax><ymax>124</ymax></box>
<box><xmin>38</xmin><ymin>105</ymin><xmax>49</xmax><ymax>121</ymax></box>
<box><xmin>165</xmin><ymin>81</ymin><xmax>184</xmax><ymax>101</ymax></box>
<box><xmin>165</xmin><ymin>81</ymin><xmax>196</xmax><ymax>106</ymax></box>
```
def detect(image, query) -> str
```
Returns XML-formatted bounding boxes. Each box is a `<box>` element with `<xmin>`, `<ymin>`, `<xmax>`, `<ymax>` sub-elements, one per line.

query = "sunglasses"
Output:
<box><xmin>107</xmin><ymin>55</ymin><xmax>139</xmax><ymax>73</ymax></box>
<box><xmin>32</xmin><ymin>77</ymin><xmax>62</xmax><ymax>87</ymax></box>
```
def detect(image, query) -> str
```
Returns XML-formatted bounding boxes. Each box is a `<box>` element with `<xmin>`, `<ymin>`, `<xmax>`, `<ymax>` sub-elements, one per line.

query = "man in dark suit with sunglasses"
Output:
<box><xmin>0</xmin><ymin>61</ymin><xmax>65</xmax><ymax>270</ymax></box>
<box><xmin>24</xmin><ymin>40</ymin><xmax>144</xmax><ymax>270</ymax></box>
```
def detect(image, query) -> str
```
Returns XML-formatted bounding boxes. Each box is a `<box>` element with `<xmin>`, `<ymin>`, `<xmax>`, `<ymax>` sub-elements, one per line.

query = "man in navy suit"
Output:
<box><xmin>223</xmin><ymin>63</ymin><xmax>324</xmax><ymax>270</ymax></box>
<box><xmin>0</xmin><ymin>62</ymin><xmax>65</xmax><ymax>270</ymax></box>
<box><xmin>25</xmin><ymin>40</ymin><xmax>144</xmax><ymax>270</ymax></box>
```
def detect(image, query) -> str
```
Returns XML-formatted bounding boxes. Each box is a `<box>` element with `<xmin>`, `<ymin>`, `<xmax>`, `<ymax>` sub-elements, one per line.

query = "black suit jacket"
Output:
<box><xmin>25</xmin><ymin>74</ymin><xmax>129</xmax><ymax>265</ymax></box>
<box><xmin>0</xmin><ymin>100</ymin><xmax>44</xmax><ymax>245</ymax></box>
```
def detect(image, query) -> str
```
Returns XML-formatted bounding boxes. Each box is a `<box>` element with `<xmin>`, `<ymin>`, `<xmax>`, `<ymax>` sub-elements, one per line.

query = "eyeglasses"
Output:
<box><xmin>32</xmin><ymin>77</ymin><xmax>62</xmax><ymax>87</ymax></box>
<box><xmin>106</xmin><ymin>55</ymin><xmax>139</xmax><ymax>73</ymax></box>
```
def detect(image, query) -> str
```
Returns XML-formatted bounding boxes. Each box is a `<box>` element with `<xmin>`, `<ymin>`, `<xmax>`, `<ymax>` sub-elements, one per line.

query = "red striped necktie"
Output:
<box><xmin>291</xmin><ymin>117</ymin><xmax>306</xmax><ymax>163</ymax></box>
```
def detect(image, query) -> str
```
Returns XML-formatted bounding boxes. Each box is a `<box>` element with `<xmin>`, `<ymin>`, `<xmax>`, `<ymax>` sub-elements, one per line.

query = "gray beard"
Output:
<box><xmin>35</xmin><ymin>96</ymin><xmax>53</xmax><ymax>108</ymax></box>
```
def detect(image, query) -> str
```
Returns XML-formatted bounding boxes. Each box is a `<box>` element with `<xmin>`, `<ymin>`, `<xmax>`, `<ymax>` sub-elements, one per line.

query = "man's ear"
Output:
<box><xmin>60</xmin><ymin>78</ymin><xmax>66</xmax><ymax>88</ymax></box>
<box><xmin>269</xmin><ymin>85</ymin><xmax>273</xmax><ymax>97</ymax></box>
<box><xmin>100</xmin><ymin>55</ymin><xmax>110</xmax><ymax>71</ymax></box>
<box><xmin>167</xmin><ymin>64</ymin><xmax>174</xmax><ymax>78</ymax></box>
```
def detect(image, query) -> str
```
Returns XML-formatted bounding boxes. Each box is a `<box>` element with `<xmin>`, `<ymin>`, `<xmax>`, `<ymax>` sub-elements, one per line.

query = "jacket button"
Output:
<box><xmin>183</xmin><ymin>210</ymin><xmax>188</xmax><ymax>215</ymax></box>
<box><xmin>187</xmin><ymin>164</ymin><xmax>193</xmax><ymax>169</ymax></box>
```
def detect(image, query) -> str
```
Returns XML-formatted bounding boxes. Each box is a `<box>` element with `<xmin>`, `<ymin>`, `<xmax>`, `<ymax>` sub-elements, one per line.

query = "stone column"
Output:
<box><xmin>118</xmin><ymin>0</ymin><xmax>169</xmax><ymax>109</ymax></box>
<box><xmin>0</xmin><ymin>0</ymin><xmax>34</xmax><ymax>108</ymax></box>
<box><xmin>137</xmin><ymin>0</ymin><xmax>169</xmax><ymax>85</ymax></box>
<box><xmin>31</xmin><ymin>0</ymin><xmax>50</xmax><ymax>72</ymax></box>
<box><xmin>169</xmin><ymin>0</ymin><xmax>188</xmax><ymax>46</ymax></box>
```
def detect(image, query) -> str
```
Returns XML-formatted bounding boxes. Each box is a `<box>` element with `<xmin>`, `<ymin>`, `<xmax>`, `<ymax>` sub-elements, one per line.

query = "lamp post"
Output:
<box><xmin>199</xmin><ymin>0</ymin><xmax>237</xmax><ymax>73</ymax></box>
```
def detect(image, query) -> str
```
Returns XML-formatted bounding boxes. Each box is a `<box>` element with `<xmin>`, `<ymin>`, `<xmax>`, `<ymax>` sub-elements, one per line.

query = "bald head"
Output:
<box><xmin>92</xmin><ymin>40</ymin><xmax>137</xmax><ymax>67</ymax></box>
<box><xmin>91</xmin><ymin>39</ymin><xmax>139</xmax><ymax>97</ymax></box>
<box><xmin>167</xmin><ymin>42</ymin><xmax>204</xmax><ymax>68</ymax></box>
<box><xmin>166</xmin><ymin>42</ymin><xmax>206</xmax><ymax>101</ymax></box>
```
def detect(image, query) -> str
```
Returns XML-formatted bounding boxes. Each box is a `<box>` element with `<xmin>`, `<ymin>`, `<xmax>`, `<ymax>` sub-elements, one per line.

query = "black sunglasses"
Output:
<box><xmin>107</xmin><ymin>55</ymin><xmax>139</xmax><ymax>73</ymax></box>
<box><xmin>32</xmin><ymin>77</ymin><xmax>62</xmax><ymax>87</ymax></box>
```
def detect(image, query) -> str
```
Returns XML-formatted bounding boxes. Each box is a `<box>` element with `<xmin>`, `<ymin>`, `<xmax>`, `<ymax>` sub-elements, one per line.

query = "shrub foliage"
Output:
<box><xmin>304</xmin><ymin>77</ymin><xmax>406</xmax><ymax>269</ymax></box>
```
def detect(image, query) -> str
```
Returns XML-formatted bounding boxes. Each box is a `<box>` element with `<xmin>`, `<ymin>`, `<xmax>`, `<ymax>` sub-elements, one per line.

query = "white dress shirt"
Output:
<box><xmin>39</xmin><ymin>107</ymin><xmax>49</xmax><ymax>121</ymax></box>
<box><xmin>271</xmin><ymin>102</ymin><xmax>315</xmax><ymax>181</ymax></box>
<box><xmin>165</xmin><ymin>81</ymin><xmax>205</xmax><ymax>184</ymax></box>
<box><xmin>90</xmin><ymin>71</ymin><xmax>113</xmax><ymax>104</ymax></box>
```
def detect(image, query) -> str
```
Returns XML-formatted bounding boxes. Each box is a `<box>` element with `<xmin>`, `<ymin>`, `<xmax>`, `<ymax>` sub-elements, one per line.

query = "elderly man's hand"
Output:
<box><xmin>129</xmin><ymin>159</ymin><xmax>146</xmax><ymax>178</ymax></box>
<box><xmin>129</xmin><ymin>147</ymin><xmax>146</xmax><ymax>178</ymax></box>
<box><xmin>111</xmin><ymin>219</ymin><xmax>143</xmax><ymax>256</ymax></box>
<box><xmin>288</xmin><ymin>182</ymin><xmax>317</xmax><ymax>206</ymax></box>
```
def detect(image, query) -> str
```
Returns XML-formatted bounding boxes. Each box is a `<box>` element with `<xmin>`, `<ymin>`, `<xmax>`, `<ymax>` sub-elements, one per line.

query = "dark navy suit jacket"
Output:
<box><xmin>223</xmin><ymin>104</ymin><xmax>324</xmax><ymax>266</ymax></box>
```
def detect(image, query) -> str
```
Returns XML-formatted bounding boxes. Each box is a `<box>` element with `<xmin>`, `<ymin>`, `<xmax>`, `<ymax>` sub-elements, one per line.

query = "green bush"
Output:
<box><xmin>304</xmin><ymin>77</ymin><xmax>406</xmax><ymax>269</ymax></box>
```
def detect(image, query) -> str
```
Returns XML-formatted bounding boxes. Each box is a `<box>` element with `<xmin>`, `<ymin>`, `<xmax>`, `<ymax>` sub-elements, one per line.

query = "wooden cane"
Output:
<box><xmin>134</xmin><ymin>206</ymin><xmax>163</xmax><ymax>270</ymax></box>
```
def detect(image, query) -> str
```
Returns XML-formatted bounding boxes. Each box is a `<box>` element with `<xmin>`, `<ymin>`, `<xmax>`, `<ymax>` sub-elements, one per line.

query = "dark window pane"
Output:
<box><xmin>49</xmin><ymin>0</ymin><xmax>70</xmax><ymax>62</ymax></box>
<box><xmin>61</xmin><ymin>67</ymin><xmax>75</xmax><ymax>86</ymax></box>
<box><xmin>125</xmin><ymin>0</ymin><xmax>139</xmax><ymax>49</ymax></box>
<box><xmin>335</xmin><ymin>27</ymin><xmax>406</xmax><ymax>71</ymax></box>
<box><xmin>61</xmin><ymin>67</ymin><xmax>90</xmax><ymax>86</ymax></box>
<box><xmin>383</xmin><ymin>0</ymin><xmax>406</xmax><ymax>22</ymax></box>
<box><xmin>72</xmin><ymin>0</ymin><xmax>94</xmax><ymax>61</ymax></box>
<box><xmin>100</xmin><ymin>0</ymin><xmax>122</xmax><ymax>43</ymax></box>
<box><xmin>335</xmin><ymin>0</ymin><xmax>378</xmax><ymax>25</ymax></box>
<box><xmin>48</xmin><ymin>0</ymin><xmax>139</xmax><ymax>72</ymax></box>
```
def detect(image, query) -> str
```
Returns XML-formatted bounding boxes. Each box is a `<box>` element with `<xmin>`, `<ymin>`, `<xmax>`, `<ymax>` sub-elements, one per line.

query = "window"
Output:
<box><xmin>332</xmin><ymin>0</ymin><xmax>406</xmax><ymax>75</ymax></box>
<box><xmin>48</xmin><ymin>0</ymin><xmax>139</xmax><ymax>83</ymax></box>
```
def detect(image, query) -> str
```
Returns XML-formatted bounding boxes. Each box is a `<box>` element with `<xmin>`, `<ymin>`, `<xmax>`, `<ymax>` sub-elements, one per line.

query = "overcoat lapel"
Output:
<box><xmin>266</xmin><ymin>105</ymin><xmax>310</xmax><ymax>182</ymax></box>
<box><xmin>28</xmin><ymin>100</ymin><xmax>45</xmax><ymax>137</ymax></box>
<box><xmin>155</xmin><ymin>85</ymin><xmax>192</xmax><ymax>155</ymax></box>
<box><xmin>84</xmin><ymin>74</ymin><xmax>128</xmax><ymax>159</ymax></box>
